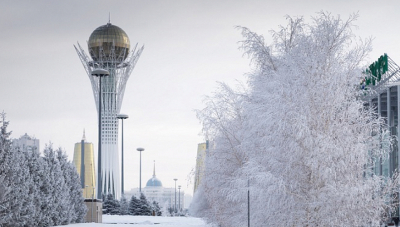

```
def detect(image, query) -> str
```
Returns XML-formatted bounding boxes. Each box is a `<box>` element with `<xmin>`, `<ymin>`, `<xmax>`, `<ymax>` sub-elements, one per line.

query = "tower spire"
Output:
<box><xmin>82</xmin><ymin>129</ymin><xmax>86</xmax><ymax>141</ymax></box>
<box><xmin>153</xmin><ymin>160</ymin><xmax>156</xmax><ymax>177</ymax></box>
<box><xmin>108</xmin><ymin>12</ymin><xmax>111</xmax><ymax>24</ymax></box>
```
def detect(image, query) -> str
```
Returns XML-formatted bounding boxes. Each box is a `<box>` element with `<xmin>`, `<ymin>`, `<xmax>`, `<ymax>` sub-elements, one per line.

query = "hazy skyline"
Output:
<box><xmin>1</xmin><ymin>0</ymin><xmax>400</xmax><ymax>195</ymax></box>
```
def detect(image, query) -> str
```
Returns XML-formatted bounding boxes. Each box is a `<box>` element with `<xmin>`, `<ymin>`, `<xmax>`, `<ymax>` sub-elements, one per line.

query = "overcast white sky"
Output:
<box><xmin>1</xmin><ymin>0</ymin><xmax>400</xmax><ymax>195</ymax></box>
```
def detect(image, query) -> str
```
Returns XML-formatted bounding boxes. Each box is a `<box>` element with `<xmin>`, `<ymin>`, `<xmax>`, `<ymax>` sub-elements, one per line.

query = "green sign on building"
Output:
<box><xmin>363</xmin><ymin>54</ymin><xmax>388</xmax><ymax>87</ymax></box>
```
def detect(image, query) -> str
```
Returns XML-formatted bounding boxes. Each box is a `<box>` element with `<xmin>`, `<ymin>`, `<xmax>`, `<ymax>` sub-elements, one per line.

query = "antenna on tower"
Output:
<box><xmin>82</xmin><ymin>129</ymin><xmax>86</xmax><ymax>141</ymax></box>
<box><xmin>153</xmin><ymin>160</ymin><xmax>156</xmax><ymax>177</ymax></box>
<box><xmin>108</xmin><ymin>12</ymin><xmax>111</xmax><ymax>24</ymax></box>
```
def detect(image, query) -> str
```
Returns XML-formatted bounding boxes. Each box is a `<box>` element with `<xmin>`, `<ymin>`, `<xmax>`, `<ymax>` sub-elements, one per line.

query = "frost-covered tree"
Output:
<box><xmin>67</xmin><ymin>161</ymin><xmax>87</xmax><ymax>223</ymax></box>
<box><xmin>42</xmin><ymin>145</ymin><xmax>68</xmax><ymax>225</ymax></box>
<box><xmin>0</xmin><ymin>174</ymin><xmax>10</xmax><ymax>226</ymax></box>
<box><xmin>103</xmin><ymin>193</ymin><xmax>120</xmax><ymax>215</ymax></box>
<box><xmin>13</xmin><ymin>148</ymin><xmax>35</xmax><ymax>226</ymax></box>
<box><xmin>195</xmin><ymin>82</ymin><xmax>249</xmax><ymax>226</ymax></box>
<box><xmin>151</xmin><ymin>201</ymin><xmax>162</xmax><ymax>216</ymax></box>
<box><xmin>138</xmin><ymin>193</ymin><xmax>152</xmax><ymax>216</ymax></box>
<box><xmin>194</xmin><ymin>12</ymin><xmax>399</xmax><ymax>226</ymax></box>
<box><xmin>0</xmin><ymin>115</ymin><xmax>15</xmax><ymax>226</ymax></box>
<box><xmin>57</xmin><ymin>149</ymin><xmax>74</xmax><ymax>224</ymax></box>
<box><xmin>0</xmin><ymin>114</ymin><xmax>87</xmax><ymax>226</ymax></box>
<box><xmin>119</xmin><ymin>195</ymin><xmax>129</xmax><ymax>215</ymax></box>
<box><xmin>189</xmin><ymin>186</ymin><xmax>210</xmax><ymax>218</ymax></box>
<box><xmin>0</xmin><ymin>114</ymin><xmax>34</xmax><ymax>227</ymax></box>
<box><xmin>128</xmin><ymin>195</ymin><xmax>141</xmax><ymax>215</ymax></box>
<box><xmin>36</xmin><ymin>150</ymin><xmax>53</xmax><ymax>227</ymax></box>
<box><xmin>23</xmin><ymin>147</ymin><xmax>44</xmax><ymax>226</ymax></box>
<box><xmin>57</xmin><ymin>149</ymin><xmax>87</xmax><ymax>223</ymax></box>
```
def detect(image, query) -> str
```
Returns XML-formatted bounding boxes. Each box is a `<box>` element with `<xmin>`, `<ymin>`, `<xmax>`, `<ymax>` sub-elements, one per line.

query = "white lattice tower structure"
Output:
<box><xmin>74</xmin><ymin>22</ymin><xmax>144</xmax><ymax>199</ymax></box>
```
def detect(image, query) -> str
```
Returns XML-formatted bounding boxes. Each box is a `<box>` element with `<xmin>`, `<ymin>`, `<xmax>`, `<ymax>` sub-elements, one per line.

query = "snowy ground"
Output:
<box><xmin>66</xmin><ymin>215</ymin><xmax>212</xmax><ymax>227</ymax></box>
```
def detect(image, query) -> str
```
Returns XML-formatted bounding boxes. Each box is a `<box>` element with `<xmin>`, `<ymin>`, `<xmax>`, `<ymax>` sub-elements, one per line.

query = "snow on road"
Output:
<box><xmin>66</xmin><ymin>215</ymin><xmax>212</xmax><ymax>227</ymax></box>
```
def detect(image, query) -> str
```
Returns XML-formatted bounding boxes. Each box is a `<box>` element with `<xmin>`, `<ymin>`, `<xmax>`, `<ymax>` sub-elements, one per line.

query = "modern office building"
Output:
<box><xmin>73</xmin><ymin>131</ymin><xmax>96</xmax><ymax>199</ymax></box>
<box><xmin>194</xmin><ymin>142</ymin><xmax>208</xmax><ymax>194</ymax></box>
<box><xmin>362</xmin><ymin>53</ymin><xmax>400</xmax><ymax>222</ymax></box>
<box><xmin>125</xmin><ymin>162</ymin><xmax>184</xmax><ymax>211</ymax></box>
<box><xmin>75</xmin><ymin>21</ymin><xmax>144</xmax><ymax>199</ymax></box>
<box><xmin>12</xmin><ymin>133</ymin><xmax>39</xmax><ymax>153</ymax></box>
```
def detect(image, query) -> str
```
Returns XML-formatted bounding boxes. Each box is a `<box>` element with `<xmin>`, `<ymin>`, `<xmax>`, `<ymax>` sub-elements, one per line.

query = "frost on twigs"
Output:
<box><xmin>193</xmin><ymin>12</ymin><xmax>398</xmax><ymax>227</ymax></box>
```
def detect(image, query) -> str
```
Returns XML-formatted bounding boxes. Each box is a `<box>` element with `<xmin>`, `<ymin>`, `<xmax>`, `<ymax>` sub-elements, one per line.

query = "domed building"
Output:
<box><xmin>126</xmin><ymin>161</ymin><xmax>184</xmax><ymax>212</ymax></box>
<box><xmin>75</xmin><ymin>21</ymin><xmax>144</xmax><ymax>200</ymax></box>
<box><xmin>146</xmin><ymin>174</ymin><xmax>163</xmax><ymax>187</ymax></box>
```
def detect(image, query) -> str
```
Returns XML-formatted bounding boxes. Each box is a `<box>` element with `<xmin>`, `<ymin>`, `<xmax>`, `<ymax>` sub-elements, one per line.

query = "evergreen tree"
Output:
<box><xmin>103</xmin><ymin>193</ymin><xmax>120</xmax><ymax>215</ymax></box>
<box><xmin>42</xmin><ymin>145</ymin><xmax>68</xmax><ymax>226</ymax></box>
<box><xmin>0</xmin><ymin>174</ymin><xmax>10</xmax><ymax>226</ymax></box>
<box><xmin>0</xmin><ymin>114</ymin><xmax>87</xmax><ymax>226</ymax></box>
<box><xmin>66</xmin><ymin>162</ymin><xmax>87</xmax><ymax>223</ymax></box>
<box><xmin>0</xmin><ymin>114</ymin><xmax>33</xmax><ymax>227</ymax></box>
<box><xmin>138</xmin><ymin>193</ymin><xmax>152</xmax><ymax>216</ymax></box>
<box><xmin>57</xmin><ymin>149</ymin><xmax>87</xmax><ymax>223</ymax></box>
<box><xmin>151</xmin><ymin>201</ymin><xmax>162</xmax><ymax>216</ymax></box>
<box><xmin>119</xmin><ymin>195</ymin><xmax>129</xmax><ymax>215</ymax></box>
<box><xmin>15</xmin><ymin>148</ymin><xmax>35</xmax><ymax>227</ymax></box>
<box><xmin>0</xmin><ymin>114</ymin><xmax>15</xmax><ymax>226</ymax></box>
<box><xmin>128</xmin><ymin>195</ymin><xmax>141</xmax><ymax>215</ymax></box>
<box><xmin>37</xmin><ymin>150</ymin><xmax>53</xmax><ymax>226</ymax></box>
<box><xmin>57</xmin><ymin>149</ymin><xmax>74</xmax><ymax>224</ymax></box>
<box><xmin>24</xmin><ymin>147</ymin><xmax>44</xmax><ymax>226</ymax></box>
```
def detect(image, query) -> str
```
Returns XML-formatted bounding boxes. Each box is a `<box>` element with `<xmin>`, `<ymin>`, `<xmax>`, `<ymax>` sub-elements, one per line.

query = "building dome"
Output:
<box><xmin>88</xmin><ymin>23</ymin><xmax>130</xmax><ymax>62</ymax></box>
<box><xmin>146</xmin><ymin>161</ymin><xmax>163</xmax><ymax>187</ymax></box>
<box><xmin>146</xmin><ymin>176</ymin><xmax>163</xmax><ymax>187</ymax></box>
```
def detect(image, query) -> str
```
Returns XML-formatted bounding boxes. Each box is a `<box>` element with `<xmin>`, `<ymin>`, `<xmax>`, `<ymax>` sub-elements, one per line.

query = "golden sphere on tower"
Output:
<box><xmin>88</xmin><ymin>23</ymin><xmax>130</xmax><ymax>62</ymax></box>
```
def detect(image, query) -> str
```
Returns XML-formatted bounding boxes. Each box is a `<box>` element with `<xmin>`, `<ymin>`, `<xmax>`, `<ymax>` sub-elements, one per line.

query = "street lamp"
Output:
<box><xmin>117</xmin><ymin>114</ymin><xmax>129</xmax><ymax>195</ymax></box>
<box><xmin>91</xmin><ymin>68</ymin><xmax>110</xmax><ymax>200</ymax></box>
<box><xmin>173</xmin><ymin>178</ymin><xmax>177</xmax><ymax>213</ymax></box>
<box><xmin>178</xmin><ymin>185</ymin><xmax>181</xmax><ymax>212</ymax></box>
<box><xmin>248</xmin><ymin>178</ymin><xmax>250</xmax><ymax>227</ymax></box>
<box><xmin>137</xmin><ymin>147</ymin><xmax>145</xmax><ymax>192</ymax></box>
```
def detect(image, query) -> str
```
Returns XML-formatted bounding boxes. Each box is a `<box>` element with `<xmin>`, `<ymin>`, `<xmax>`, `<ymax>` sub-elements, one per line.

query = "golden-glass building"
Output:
<box><xmin>194</xmin><ymin>142</ymin><xmax>208</xmax><ymax>194</ymax></box>
<box><xmin>73</xmin><ymin>131</ymin><xmax>96</xmax><ymax>199</ymax></box>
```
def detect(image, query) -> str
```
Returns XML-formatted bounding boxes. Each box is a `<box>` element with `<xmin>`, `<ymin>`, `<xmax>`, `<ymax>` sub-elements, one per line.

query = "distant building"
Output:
<box><xmin>193</xmin><ymin>142</ymin><xmax>208</xmax><ymax>194</ymax></box>
<box><xmin>125</xmin><ymin>162</ymin><xmax>184</xmax><ymax>211</ymax></box>
<box><xmin>12</xmin><ymin>133</ymin><xmax>39</xmax><ymax>153</ymax></box>
<box><xmin>362</xmin><ymin>54</ymin><xmax>400</xmax><ymax>223</ymax></box>
<box><xmin>73</xmin><ymin>131</ymin><xmax>96</xmax><ymax>199</ymax></box>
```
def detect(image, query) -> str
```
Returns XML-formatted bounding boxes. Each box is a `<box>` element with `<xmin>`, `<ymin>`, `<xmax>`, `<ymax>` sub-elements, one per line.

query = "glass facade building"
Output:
<box><xmin>363</xmin><ymin>54</ymin><xmax>400</xmax><ymax>222</ymax></box>
<box><xmin>73</xmin><ymin>132</ymin><xmax>96</xmax><ymax>199</ymax></box>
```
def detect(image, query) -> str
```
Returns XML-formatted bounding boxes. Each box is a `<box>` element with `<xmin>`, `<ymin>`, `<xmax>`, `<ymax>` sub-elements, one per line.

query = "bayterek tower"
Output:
<box><xmin>75</xmin><ymin>21</ymin><xmax>144</xmax><ymax>199</ymax></box>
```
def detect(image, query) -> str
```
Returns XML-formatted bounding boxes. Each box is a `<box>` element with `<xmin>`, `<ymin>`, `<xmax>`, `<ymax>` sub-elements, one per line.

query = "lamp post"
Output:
<box><xmin>173</xmin><ymin>178</ymin><xmax>177</xmax><ymax>213</ymax></box>
<box><xmin>178</xmin><ymin>185</ymin><xmax>181</xmax><ymax>212</ymax></box>
<box><xmin>91</xmin><ymin>68</ymin><xmax>110</xmax><ymax>200</ymax></box>
<box><xmin>137</xmin><ymin>147</ymin><xmax>145</xmax><ymax>192</ymax></box>
<box><xmin>248</xmin><ymin>178</ymin><xmax>250</xmax><ymax>227</ymax></box>
<box><xmin>117</xmin><ymin>114</ymin><xmax>129</xmax><ymax>195</ymax></box>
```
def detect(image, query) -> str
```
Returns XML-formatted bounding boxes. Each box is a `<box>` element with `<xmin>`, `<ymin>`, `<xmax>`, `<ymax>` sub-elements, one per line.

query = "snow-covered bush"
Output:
<box><xmin>193</xmin><ymin>12</ymin><xmax>398</xmax><ymax>226</ymax></box>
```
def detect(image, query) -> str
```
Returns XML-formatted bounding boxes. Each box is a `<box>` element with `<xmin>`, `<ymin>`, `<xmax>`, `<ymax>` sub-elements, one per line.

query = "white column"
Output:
<box><xmin>387</xmin><ymin>88</ymin><xmax>392</xmax><ymax>175</ymax></box>
<box><xmin>397</xmin><ymin>86</ymin><xmax>400</xmax><ymax>174</ymax></box>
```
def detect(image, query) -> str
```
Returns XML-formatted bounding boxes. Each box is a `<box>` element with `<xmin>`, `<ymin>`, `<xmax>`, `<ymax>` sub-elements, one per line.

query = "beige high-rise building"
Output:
<box><xmin>73</xmin><ymin>131</ymin><xmax>96</xmax><ymax>199</ymax></box>
<box><xmin>194</xmin><ymin>142</ymin><xmax>208</xmax><ymax>194</ymax></box>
